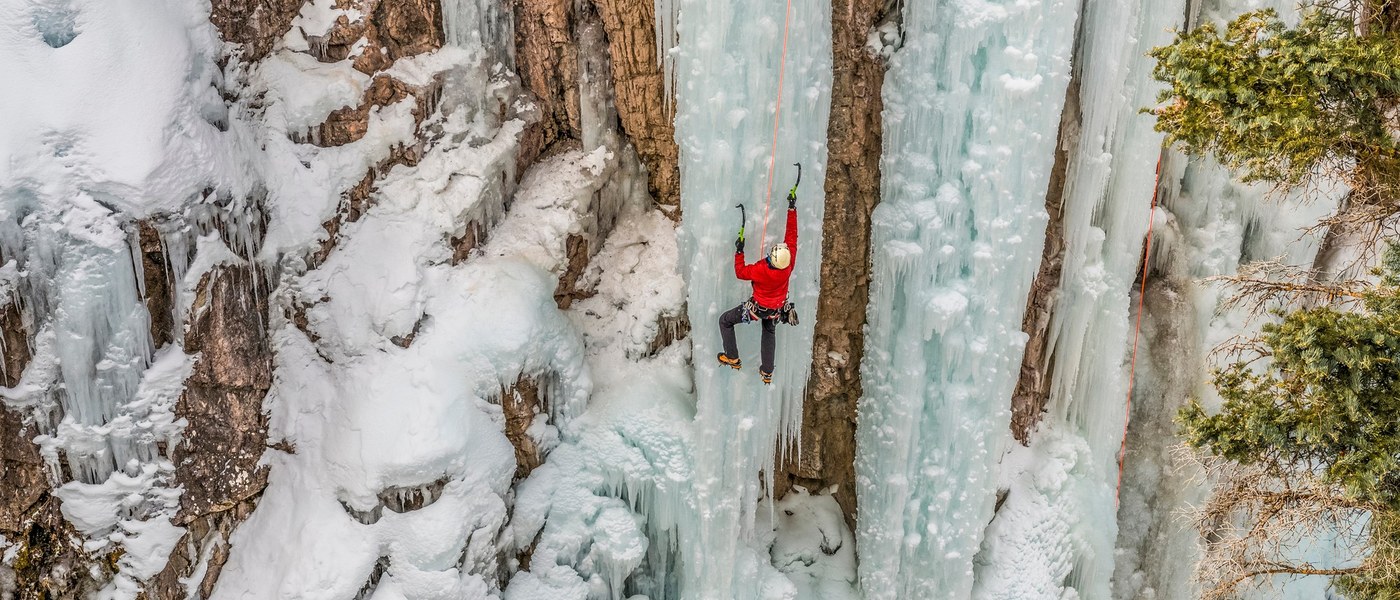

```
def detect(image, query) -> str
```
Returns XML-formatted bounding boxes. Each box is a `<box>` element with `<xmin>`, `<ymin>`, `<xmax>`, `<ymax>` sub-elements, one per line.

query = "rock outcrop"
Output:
<box><xmin>138</xmin><ymin>222</ymin><xmax>177</xmax><ymax>349</ymax></box>
<box><xmin>0</xmin><ymin>300</ymin><xmax>42</xmax><ymax>536</ymax></box>
<box><xmin>1010</xmin><ymin>68</ymin><xmax>1080</xmax><ymax>444</ymax></box>
<box><xmin>514</xmin><ymin>0</ymin><xmax>582</xmax><ymax>167</ymax></box>
<box><xmin>210</xmin><ymin>0</ymin><xmax>304</xmax><ymax>62</ymax></box>
<box><xmin>594</xmin><ymin>0</ymin><xmax>680</xmax><ymax>214</ymax></box>
<box><xmin>0</xmin><ymin>408</ymin><xmax>43</xmax><ymax>537</ymax></box>
<box><xmin>174</xmin><ymin>265</ymin><xmax>273</xmax><ymax>520</ymax></box>
<box><xmin>136</xmin><ymin>258</ymin><xmax>275</xmax><ymax>600</ymax></box>
<box><xmin>143</xmin><ymin>497</ymin><xmax>261</xmax><ymax>600</ymax></box>
<box><xmin>501</xmin><ymin>377</ymin><xmax>547</xmax><ymax>482</ymax></box>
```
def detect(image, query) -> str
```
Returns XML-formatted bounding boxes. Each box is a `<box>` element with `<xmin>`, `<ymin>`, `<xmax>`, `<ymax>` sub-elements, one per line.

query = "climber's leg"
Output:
<box><xmin>718</xmin><ymin>303</ymin><xmax>747</xmax><ymax>366</ymax></box>
<box><xmin>759</xmin><ymin>317</ymin><xmax>776</xmax><ymax>376</ymax></box>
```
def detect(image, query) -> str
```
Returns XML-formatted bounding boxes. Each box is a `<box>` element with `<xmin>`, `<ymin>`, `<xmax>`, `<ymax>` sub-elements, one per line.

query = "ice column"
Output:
<box><xmin>442</xmin><ymin>0</ymin><xmax>512</xmax><ymax>64</ymax></box>
<box><xmin>854</xmin><ymin>1</ymin><xmax>1079</xmax><ymax>598</ymax></box>
<box><xmin>672</xmin><ymin>0</ymin><xmax>832</xmax><ymax>596</ymax></box>
<box><xmin>0</xmin><ymin>199</ymin><xmax>155</xmax><ymax>484</ymax></box>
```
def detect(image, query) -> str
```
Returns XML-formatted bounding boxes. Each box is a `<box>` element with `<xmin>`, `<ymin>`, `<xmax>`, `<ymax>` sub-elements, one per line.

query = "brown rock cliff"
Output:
<box><xmin>1010</xmin><ymin>64</ymin><xmax>1079</xmax><ymax>444</ymax></box>
<box><xmin>774</xmin><ymin>0</ymin><xmax>890</xmax><ymax>530</ymax></box>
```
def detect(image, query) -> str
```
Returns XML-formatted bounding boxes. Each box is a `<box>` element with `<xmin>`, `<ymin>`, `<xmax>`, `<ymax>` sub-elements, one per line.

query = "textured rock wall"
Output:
<box><xmin>514</xmin><ymin>0</ymin><xmax>582</xmax><ymax>167</ymax></box>
<box><xmin>1010</xmin><ymin>67</ymin><xmax>1080</xmax><ymax>444</ymax></box>
<box><xmin>774</xmin><ymin>0</ymin><xmax>890</xmax><ymax>529</ymax></box>
<box><xmin>501</xmin><ymin>377</ymin><xmax>545</xmax><ymax>482</ymax></box>
<box><xmin>594</xmin><ymin>0</ymin><xmax>680</xmax><ymax>214</ymax></box>
<box><xmin>174</xmin><ymin>265</ymin><xmax>272</xmax><ymax>520</ymax></box>
<box><xmin>133</xmin><ymin>234</ymin><xmax>275</xmax><ymax>600</ymax></box>
<box><xmin>514</xmin><ymin>0</ymin><xmax>680</xmax><ymax>215</ymax></box>
<box><xmin>0</xmin><ymin>300</ymin><xmax>41</xmax><ymax>535</ymax></box>
<box><xmin>210</xmin><ymin>0</ymin><xmax>304</xmax><ymax>61</ymax></box>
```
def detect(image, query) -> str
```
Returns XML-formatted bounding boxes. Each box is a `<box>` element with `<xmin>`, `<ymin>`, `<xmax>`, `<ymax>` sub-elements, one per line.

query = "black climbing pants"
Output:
<box><xmin>719</xmin><ymin>302</ymin><xmax>777</xmax><ymax>373</ymax></box>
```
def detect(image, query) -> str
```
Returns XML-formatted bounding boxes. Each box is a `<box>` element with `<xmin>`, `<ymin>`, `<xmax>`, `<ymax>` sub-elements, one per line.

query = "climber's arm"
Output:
<box><xmin>784</xmin><ymin>204</ymin><xmax>798</xmax><ymax>260</ymax></box>
<box><xmin>735</xmin><ymin>251</ymin><xmax>754</xmax><ymax>281</ymax></box>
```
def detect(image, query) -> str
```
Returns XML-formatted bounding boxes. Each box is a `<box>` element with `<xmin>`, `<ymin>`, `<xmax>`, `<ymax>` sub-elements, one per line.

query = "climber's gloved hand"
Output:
<box><xmin>787</xmin><ymin>188</ymin><xmax>797</xmax><ymax>210</ymax></box>
<box><xmin>735</xmin><ymin>237</ymin><xmax>745</xmax><ymax>254</ymax></box>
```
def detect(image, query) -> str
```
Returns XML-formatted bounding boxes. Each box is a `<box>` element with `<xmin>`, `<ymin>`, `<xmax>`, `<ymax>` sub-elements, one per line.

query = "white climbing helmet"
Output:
<box><xmin>769</xmin><ymin>243</ymin><xmax>791</xmax><ymax>269</ymax></box>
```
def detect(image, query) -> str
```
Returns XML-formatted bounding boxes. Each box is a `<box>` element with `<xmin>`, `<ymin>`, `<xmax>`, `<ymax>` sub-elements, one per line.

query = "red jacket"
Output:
<box><xmin>735</xmin><ymin>208</ymin><xmax>797</xmax><ymax>309</ymax></box>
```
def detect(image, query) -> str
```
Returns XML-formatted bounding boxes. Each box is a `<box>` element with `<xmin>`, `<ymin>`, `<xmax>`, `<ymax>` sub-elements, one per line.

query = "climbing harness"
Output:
<box><xmin>757</xmin><ymin>0</ymin><xmax>796</xmax><ymax>248</ymax></box>
<box><xmin>1116</xmin><ymin>156</ymin><xmax>1163</xmax><ymax>507</ymax></box>
<box><xmin>741</xmin><ymin>298</ymin><xmax>799</xmax><ymax>326</ymax></box>
<box><xmin>781</xmin><ymin>302</ymin><xmax>799</xmax><ymax>326</ymax></box>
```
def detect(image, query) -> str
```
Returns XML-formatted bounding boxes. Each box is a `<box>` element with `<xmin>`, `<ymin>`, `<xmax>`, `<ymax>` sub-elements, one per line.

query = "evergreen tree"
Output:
<box><xmin>1181</xmin><ymin>246</ymin><xmax>1400</xmax><ymax>597</ymax></box>
<box><xmin>1150</xmin><ymin>8</ymin><xmax>1400</xmax><ymax>187</ymax></box>
<box><xmin>1158</xmin><ymin>2</ymin><xmax>1400</xmax><ymax>596</ymax></box>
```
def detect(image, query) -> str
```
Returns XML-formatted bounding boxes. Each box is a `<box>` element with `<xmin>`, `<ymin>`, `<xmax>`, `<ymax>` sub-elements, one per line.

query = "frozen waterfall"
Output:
<box><xmin>854</xmin><ymin>1</ymin><xmax>1078</xmax><ymax>597</ymax></box>
<box><xmin>0</xmin><ymin>0</ymin><xmax>1366</xmax><ymax>597</ymax></box>
<box><xmin>673</xmin><ymin>0</ymin><xmax>833</xmax><ymax>596</ymax></box>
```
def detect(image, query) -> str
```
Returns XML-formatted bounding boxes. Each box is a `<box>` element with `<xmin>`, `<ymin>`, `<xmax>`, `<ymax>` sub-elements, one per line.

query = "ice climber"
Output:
<box><xmin>717</xmin><ymin>185</ymin><xmax>798</xmax><ymax>385</ymax></box>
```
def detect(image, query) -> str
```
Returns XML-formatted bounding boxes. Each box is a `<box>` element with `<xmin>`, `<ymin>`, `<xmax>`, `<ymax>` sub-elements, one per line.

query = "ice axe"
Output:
<box><xmin>735</xmin><ymin>204</ymin><xmax>747</xmax><ymax>242</ymax></box>
<box><xmin>792</xmin><ymin>162</ymin><xmax>802</xmax><ymax>191</ymax></box>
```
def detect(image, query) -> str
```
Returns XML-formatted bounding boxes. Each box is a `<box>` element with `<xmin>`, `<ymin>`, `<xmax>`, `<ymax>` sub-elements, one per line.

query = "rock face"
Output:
<box><xmin>594</xmin><ymin>0</ymin><xmax>681</xmax><ymax>214</ymax></box>
<box><xmin>5</xmin><ymin>498</ymin><xmax>99</xmax><ymax>599</ymax></box>
<box><xmin>139</xmin><ymin>222</ymin><xmax>177</xmax><ymax>348</ymax></box>
<box><xmin>0</xmin><ymin>301</ymin><xmax>42</xmax><ymax>535</ymax></box>
<box><xmin>311</xmin><ymin>0</ymin><xmax>445</xmax><ymax>148</ymax></box>
<box><xmin>0</xmin><ymin>407</ymin><xmax>43</xmax><ymax>536</ymax></box>
<box><xmin>315</xmin><ymin>75</ymin><xmax>419</xmax><ymax>147</ymax></box>
<box><xmin>210</xmin><ymin>0</ymin><xmax>304</xmax><ymax>61</ymax></box>
<box><xmin>0</xmin><ymin>315</ymin><xmax>43</xmax><ymax>545</ymax></box>
<box><xmin>514</xmin><ymin>0</ymin><xmax>582</xmax><ymax>167</ymax></box>
<box><xmin>174</xmin><ymin>265</ymin><xmax>273</xmax><ymax>520</ymax></box>
<box><xmin>143</xmin><ymin>497</ymin><xmax>261</xmax><ymax>600</ymax></box>
<box><xmin>132</xmin><ymin>263</ymin><xmax>276</xmax><ymax>600</ymax></box>
<box><xmin>501</xmin><ymin>377</ymin><xmax>546</xmax><ymax>482</ymax></box>
<box><xmin>214</xmin><ymin>0</ymin><xmax>442</xmax><ymax>65</ymax></box>
<box><xmin>361</xmin><ymin>0</ymin><xmax>444</xmax><ymax>70</ymax></box>
<box><xmin>513</xmin><ymin>0</ymin><xmax>680</xmax><ymax>215</ymax></box>
<box><xmin>775</xmin><ymin>0</ymin><xmax>890</xmax><ymax>529</ymax></box>
<box><xmin>1010</xmin><ymin>71</ymin><xmax>1080</xmax><ymax>444</ymax></box>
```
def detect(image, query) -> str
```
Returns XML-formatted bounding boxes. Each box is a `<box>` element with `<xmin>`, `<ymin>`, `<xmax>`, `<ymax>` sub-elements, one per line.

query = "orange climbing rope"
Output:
<box><xmin>1116</xmin><ymin>156</ymin><xmax>1163</xmax><ymax>507</ymax></box>
<box><xmin>758</xmin><ymin>0</ymin><xmax>795</xmax><ymax>247</ymax></box>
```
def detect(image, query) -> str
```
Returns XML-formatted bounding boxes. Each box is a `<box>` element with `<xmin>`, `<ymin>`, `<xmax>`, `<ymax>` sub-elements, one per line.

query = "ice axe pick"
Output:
<box><xmin>735</xmin><ymin>204</ymin><xmax>746</xmax><ymax>242</ymax></box>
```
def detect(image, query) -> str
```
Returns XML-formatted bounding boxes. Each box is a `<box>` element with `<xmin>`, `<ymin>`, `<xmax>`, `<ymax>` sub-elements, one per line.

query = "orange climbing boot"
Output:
<box><xmin>760</xmin><ymin>368</ymin><xmax>772</xmax><ymax>385</ymax></box>
<box><xmin>717</xmin><ymin>353</ymin><xmax>742</xmax><ymax>370</ymax></box>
